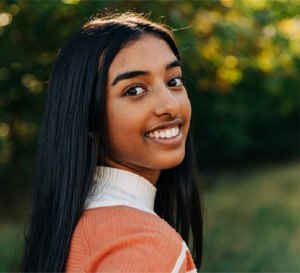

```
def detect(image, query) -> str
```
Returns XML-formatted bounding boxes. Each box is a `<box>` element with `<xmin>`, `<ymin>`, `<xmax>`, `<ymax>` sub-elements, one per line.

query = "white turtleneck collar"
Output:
<box><xmin>85</xmin><ymin>166</ymin><xmax>157</xmax><ymax>215</ymax></box>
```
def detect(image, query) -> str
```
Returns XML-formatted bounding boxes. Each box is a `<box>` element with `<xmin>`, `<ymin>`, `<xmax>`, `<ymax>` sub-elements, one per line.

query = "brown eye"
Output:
<box><xmin>168</xmin><ymin>77</ymin><xmax>183</xmax><ymax>87</ymax></box>
<box><xmin>124</xmin><ymin>86</ymin><xmax>146</xmax><ymax>96</ymax></box>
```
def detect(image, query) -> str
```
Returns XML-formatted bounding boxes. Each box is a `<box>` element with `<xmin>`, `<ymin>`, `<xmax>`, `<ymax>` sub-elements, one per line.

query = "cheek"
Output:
<box><xmin>106</xmin><ymin>105</ymin><xmax>144</xmax><ymax>153</ymax></box>
<box><xmin>181</xmin><ymin>94</ymin><xmax>192</xmax><ymax>124</ymax></box>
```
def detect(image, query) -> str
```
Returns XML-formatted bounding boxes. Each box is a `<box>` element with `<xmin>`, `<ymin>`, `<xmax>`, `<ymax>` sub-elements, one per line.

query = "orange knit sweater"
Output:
<box><xmin>65</xmin><ymin>167</ymin><xmax>197</xmax><ymax>272</ymax></box>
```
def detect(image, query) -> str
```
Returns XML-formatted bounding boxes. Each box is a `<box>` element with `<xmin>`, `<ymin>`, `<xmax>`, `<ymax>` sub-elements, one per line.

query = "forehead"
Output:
<box><xmin>108</xmin><ymin>34</ymin><xmax>177</xmax><ymax>76</ymax></box>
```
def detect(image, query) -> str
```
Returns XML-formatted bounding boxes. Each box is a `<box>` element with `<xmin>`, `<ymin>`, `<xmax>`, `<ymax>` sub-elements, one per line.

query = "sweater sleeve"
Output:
<box><xmin>65</xmin><ymin>207</ymin><xmax>197</xmax><ymax>273</ymax></box>
<box><xmin>83</xmin><ymin>231</ymin><xmax>188</xmax><ymax>272</ymax></box>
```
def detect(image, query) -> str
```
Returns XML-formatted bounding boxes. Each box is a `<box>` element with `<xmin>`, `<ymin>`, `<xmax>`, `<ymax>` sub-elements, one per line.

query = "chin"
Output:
<box><xmin>156</xmin><ymin>152</ymin><xmax>185</xmax><ymax>170</ymax></box>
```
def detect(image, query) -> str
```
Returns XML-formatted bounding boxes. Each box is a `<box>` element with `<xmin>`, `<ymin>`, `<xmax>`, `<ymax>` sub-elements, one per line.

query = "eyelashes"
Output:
<box><xmin>168</xmin><ymin>76</ymin><xmax>184</xmax><ymax>88</ymax></box>
<box><xmin>124</xmin><ymin>85</ymin><xmax>146</xmax><ymax>96</ymax></box>
<box><xmin>123</xmin><ymin>75</ymin><xmax>185</xmax><ymax>97</ymax></box>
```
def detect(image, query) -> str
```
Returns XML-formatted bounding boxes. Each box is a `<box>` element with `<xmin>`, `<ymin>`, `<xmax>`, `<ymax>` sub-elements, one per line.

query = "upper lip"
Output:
<box><xmin>147</xmin><ymin>118</ymin><xmax>183</xmax><ymax>133</ymax></box>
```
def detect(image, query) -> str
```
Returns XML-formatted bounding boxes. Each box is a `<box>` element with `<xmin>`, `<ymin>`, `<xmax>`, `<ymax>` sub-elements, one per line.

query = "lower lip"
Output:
<box><xmin>146</xmin><ymin>128</ymin><xmax>183</xmax><ymax>146</ymax></box>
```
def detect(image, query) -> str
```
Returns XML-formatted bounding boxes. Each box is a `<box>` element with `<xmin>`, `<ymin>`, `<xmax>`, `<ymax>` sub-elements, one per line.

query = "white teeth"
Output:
<box><xmin>171</xmin><ymin>128</ymin><xmax>177</xmax><ymax>136</ymax></box>
<box><xmin>165</xmin><ymin>129</ymin><xmax>172</xmax><ymax>138</ymax></box>
<box><xmin>148</xmin><ymin>126</ymin><xmax>180</xmax><ymax>139</ymax></box>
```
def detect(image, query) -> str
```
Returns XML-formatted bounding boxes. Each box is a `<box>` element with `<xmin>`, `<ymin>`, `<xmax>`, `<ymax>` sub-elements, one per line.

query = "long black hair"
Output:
<box><xmin>22</xmin><ymin>12</ymin><xmax>203</xmax><ymax>272</ymax></box>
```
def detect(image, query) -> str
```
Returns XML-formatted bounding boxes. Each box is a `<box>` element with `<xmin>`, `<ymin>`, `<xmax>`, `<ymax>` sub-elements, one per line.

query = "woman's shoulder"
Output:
<box><xmin>66</xmin><ymin>206</ymin><xmax>195</xmax><ymax>272</ymax></box>
<box><xmin>80</xmin><ymin>205</ymin><xmax>182</xmax><ymax>244</ymax></box>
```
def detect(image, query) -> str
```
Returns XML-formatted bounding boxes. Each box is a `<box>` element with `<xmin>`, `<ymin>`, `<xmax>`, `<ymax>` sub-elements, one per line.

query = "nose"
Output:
<box><xmin>154</xmin><ymin>84</ymin><xmax>181</xmax><ymax>117</ymax></box>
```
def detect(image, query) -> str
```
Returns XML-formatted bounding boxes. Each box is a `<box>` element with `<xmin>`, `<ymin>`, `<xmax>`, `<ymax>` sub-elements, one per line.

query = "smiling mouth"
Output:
<box><xmin>146</xmin><ymin>126</ymin><xmax>180</xmax><ymax>139</ymax></box>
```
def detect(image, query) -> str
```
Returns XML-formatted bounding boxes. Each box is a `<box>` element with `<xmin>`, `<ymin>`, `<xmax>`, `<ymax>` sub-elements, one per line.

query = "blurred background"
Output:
<box><xmin>0</xmin><ymin>0</ymin><xmax>299</xmax><ymax>271</ymax></box>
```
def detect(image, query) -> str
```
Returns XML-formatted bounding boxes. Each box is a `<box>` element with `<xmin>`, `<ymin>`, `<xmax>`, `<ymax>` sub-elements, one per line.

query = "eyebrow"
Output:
<box><xmin>111</xmin><ymin>59</ymin><xmax>182</xmax><ymax>86</ymax></box>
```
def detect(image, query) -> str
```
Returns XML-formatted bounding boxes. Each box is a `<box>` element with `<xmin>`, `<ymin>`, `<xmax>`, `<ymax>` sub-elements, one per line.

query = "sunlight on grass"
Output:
<box><xmin>201</xmin><ymin>161</ymin><xmax>300</xmax><ymax>272</ymax></box>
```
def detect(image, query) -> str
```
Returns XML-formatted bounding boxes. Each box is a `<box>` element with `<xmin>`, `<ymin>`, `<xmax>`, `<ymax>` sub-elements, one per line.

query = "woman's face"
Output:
<box><xmin>105</xmin><ymin>34</ymin><xmax>191</xmax><ymax>184</ymax></box>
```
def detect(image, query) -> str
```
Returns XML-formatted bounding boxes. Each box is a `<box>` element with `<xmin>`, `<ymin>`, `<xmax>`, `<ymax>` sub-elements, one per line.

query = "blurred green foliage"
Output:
<box><xmin>0</xmin><ymin>0</ymin><xmax>299</xmax><ymax>219</ymax></box>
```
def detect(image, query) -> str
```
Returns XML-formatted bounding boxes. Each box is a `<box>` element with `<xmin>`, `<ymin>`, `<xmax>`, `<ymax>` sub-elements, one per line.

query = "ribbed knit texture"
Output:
<box><xmin>65</xmin><ymin>167</ymin><xmax>197</xmax><ymax>272</ymax></box>
<box><xmin>85</xmin><ymin>167</ymin><xmax>157</xmax><ymax>214</ymax></box>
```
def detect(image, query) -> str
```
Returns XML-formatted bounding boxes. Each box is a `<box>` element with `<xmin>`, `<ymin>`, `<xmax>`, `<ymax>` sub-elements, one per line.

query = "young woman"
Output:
<box><xmin>22</xmin><ymin>12</ymin><xmax>203</xmax><ymax>272</ymax></box>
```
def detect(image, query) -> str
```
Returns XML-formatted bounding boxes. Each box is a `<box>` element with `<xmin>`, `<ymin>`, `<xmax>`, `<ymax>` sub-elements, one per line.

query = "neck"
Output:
<box><xmin>104</xmin><ymin>160</ymin><xmax>161</xmax><ymax>186</ymax></box>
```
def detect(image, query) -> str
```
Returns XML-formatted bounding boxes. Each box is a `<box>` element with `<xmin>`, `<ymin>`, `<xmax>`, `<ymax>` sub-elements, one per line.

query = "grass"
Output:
<box><xmin>200</xmin><ymin>161</ymin><xmax>300</xmax><ymax>272</ymax></box>
<box><xmin>0</xmin><ymin>161</ymin><xmax>299</xmax><ymax>272</ymax></box>
<box><xmin>0</xmin><ymin>223</ymin><xmax>23</xmax><ymax>272</ymax></box>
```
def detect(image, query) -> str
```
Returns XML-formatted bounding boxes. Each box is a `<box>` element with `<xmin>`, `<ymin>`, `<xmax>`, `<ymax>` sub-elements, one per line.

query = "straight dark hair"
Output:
<box><xmin>22</xmin><ymin>12</ymin><xmax>203</xmax><ymax>272</ymax></box>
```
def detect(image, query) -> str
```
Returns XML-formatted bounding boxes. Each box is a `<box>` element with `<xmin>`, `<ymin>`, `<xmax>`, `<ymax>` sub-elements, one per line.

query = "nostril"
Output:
<box><xmin>154</xmin><ymin>95</ymin><xmax>181</xmax><ymax>117</ymax></box>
